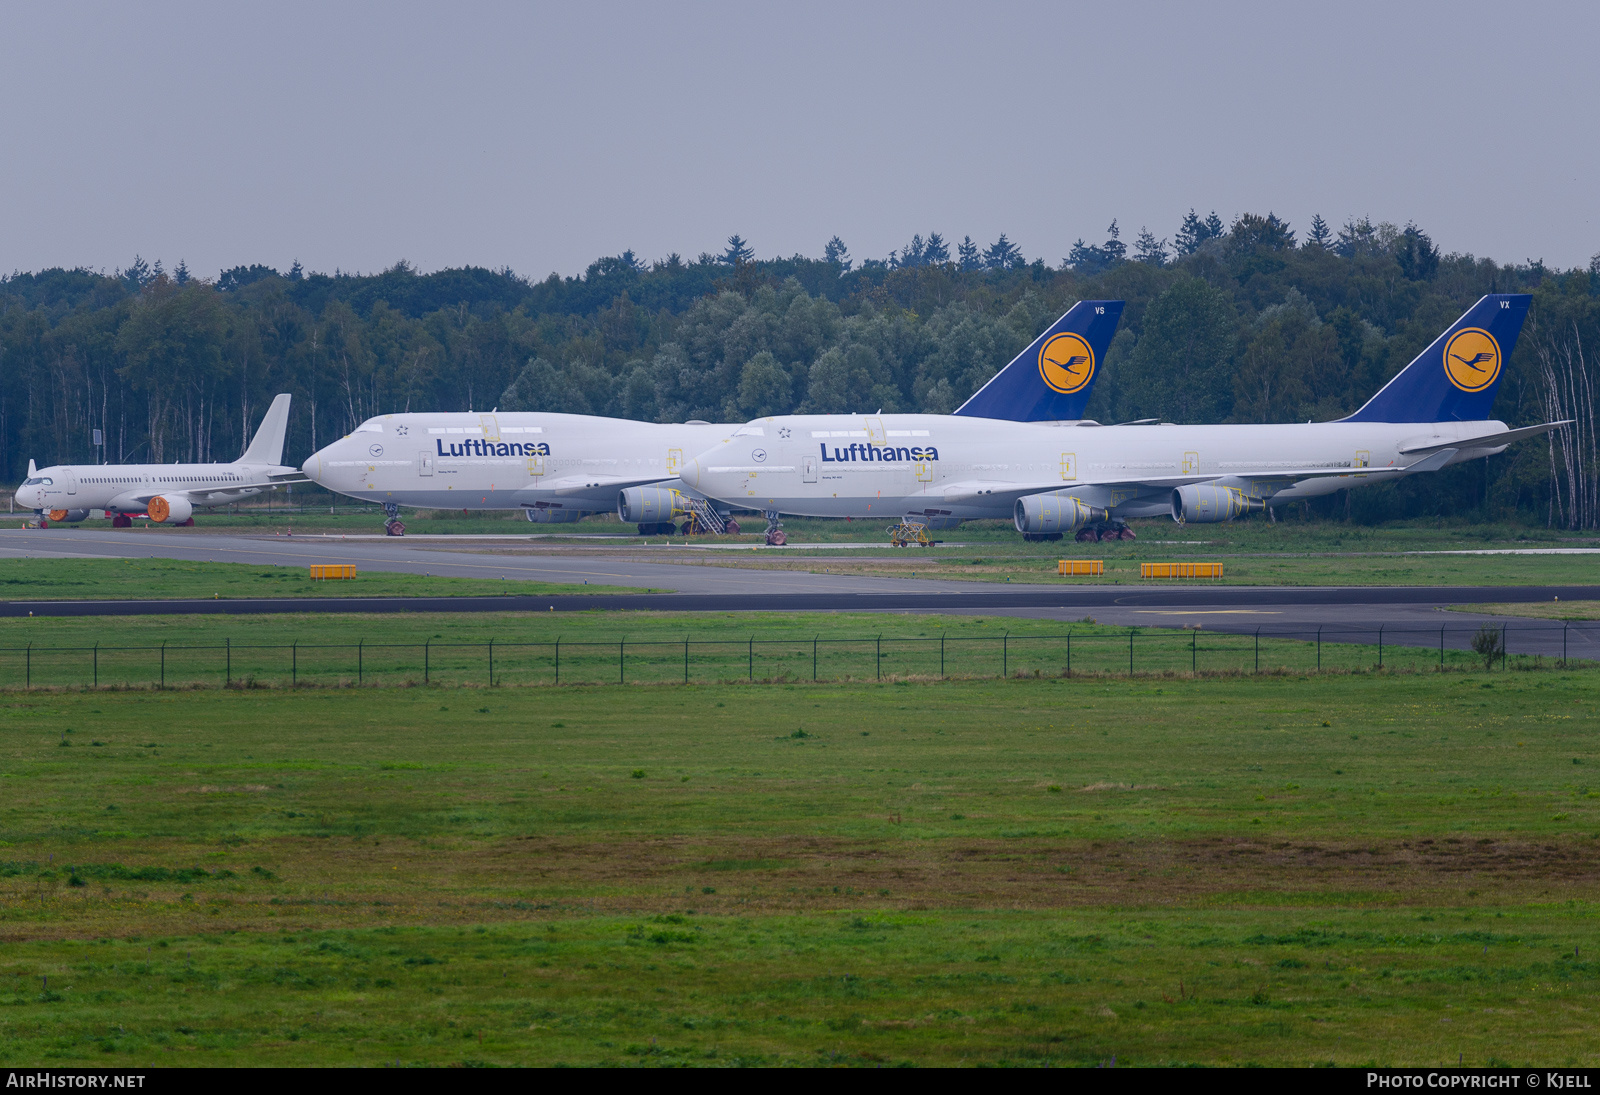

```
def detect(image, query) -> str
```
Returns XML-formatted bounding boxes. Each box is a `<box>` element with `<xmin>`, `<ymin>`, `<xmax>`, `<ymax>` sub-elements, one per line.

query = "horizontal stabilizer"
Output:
<box><xmin>1398</xmin><ymin>420</ymin><xmax>1572</xmax><ymax>455</ymax></box>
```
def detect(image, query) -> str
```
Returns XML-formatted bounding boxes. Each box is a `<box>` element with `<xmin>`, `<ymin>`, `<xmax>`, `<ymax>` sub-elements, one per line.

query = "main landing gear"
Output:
<box><xmin>1075</xmin><ymin>520</ymin><xmax>1137</xmax><ymax>543</ymax></box>
<box><xmin>383</xmin><ymin>502</ymin><xmax>405</xmax><ymax>536</ymax></box>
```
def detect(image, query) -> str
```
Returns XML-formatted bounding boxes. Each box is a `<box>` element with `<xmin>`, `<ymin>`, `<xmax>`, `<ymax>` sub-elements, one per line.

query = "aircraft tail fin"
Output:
<box><xmin>240</xmin><ymin>393</ymin><xmax>293</xmax><ymax>465</ymax></box>
<box><xmin>1343</xmin><ymin>294</ymin><xmax>1531</xmax><ymax>423</ymax></box>
<box><xmin>28</xmin><ymin>459</ymin><xmax>37</xmax><ymax>476</ymax></box>
<box><xmin>954</xmin><ymin>300</ymin><xmax>1124</xmax><ymax>421</ymax></box>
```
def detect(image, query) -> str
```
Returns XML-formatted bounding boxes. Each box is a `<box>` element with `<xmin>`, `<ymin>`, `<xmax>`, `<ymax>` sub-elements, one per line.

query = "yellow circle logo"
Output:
<box><xmin>1039</xmin><ymin>332</ymin><xmax>1095</xmax><ymax>394</ymax></box>
<box><xmin>1443</xmin><ymin>328</ymin><xmax>1501</xmax><ymax>392</ymax></box>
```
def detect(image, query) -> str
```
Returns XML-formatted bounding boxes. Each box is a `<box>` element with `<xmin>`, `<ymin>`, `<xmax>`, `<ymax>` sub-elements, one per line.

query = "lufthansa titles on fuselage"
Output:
<box><xmin>818</xmin><ymin>442</ymin><xmax>939</xmax><ymax>463</ymax></box>
<box><xmin>434</xmin><ymin>437</ymin><xmax>551</xmax><ymax>458</ymax></box>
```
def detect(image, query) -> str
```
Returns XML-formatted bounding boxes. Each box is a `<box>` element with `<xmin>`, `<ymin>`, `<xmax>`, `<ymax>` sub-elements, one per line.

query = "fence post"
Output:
<box><xmin>1128</xmin><ymin>629</ymin><xmax>1134</xmax><ymax>676</ymax></box>
<box><xmin>160</xmin><ymin>643</ymin><xmax>165</xmax><ymax>690</ymax></box>
<box><xmin>1191</xmin><ymin>627</ymin><xmax>1197</xmax><ymax>675</ymax></box>
<box><xmin>684</xmin><ymin>636</ymin><xmax>689</xmax><ymax>684</ymax></box>
<box><xmin>620</xmin><ymin>639</ymin><xmax>625</xmax><ymax>685</ymax></box>
<box><xmin>555</xmin><ymin>638</ymin><xmax>560</xmax><ymax>685</ymax></box>
<box><xmin>1316</xmin><ymin>627</ymin><xmax>1321</xmax><ymax>671</ymax></box>
<box><xmin>489</xmin><ymin>639</ymin><xmax>494</xmax><ymax>686</ymax></box>
<box><xmin>226</xmin><ymin>637</ymin><xmax>231</xmax><ymax>687</ymax></box>
<box><xmin>940</xmin><ymin>633</ymin><xmax>945</xmax><ymax>679</ymax></box>
<box><xmin>424</xmin><ymin>639</ymin><xmax>429</xmax><ymax>684</ymax></box>
<box><xmin>1254</xmin><ymin>627</ymin><xmax>1260</xmax><ymax>673</ymax></box>
<box><xmin>749</xmin><ymin>636</ymin><xmax>754</xmax><ymax>681</ymax></box>
<box><xmin>25</xmin><ymin>644</ymin><xmax>30</xmax><ymax>690</ymax></box>
<box><xmin>1563</xmin><ymin>621</ymin><xmax>1568</xmax><ymax>667</ymax></box>
<box><xmin>292</xmin><ymin>641</ymin><xmax>297</xmax><ymax>687</ymax></box>
<box><xmin>358</xmin><ymin>640</ymin><xmax>363</xmax><ymax>685</ymax></box>
<box><xmin>876</xmin><ymin>635</ymin><xmax>881</xmax><ymax>681</ymax></box>
<box><xmin>1002</xmin><ymin>633</ymin><xmax>1008</xmax><ymax>678</ymax></box>
<box><xmin>813</xmin><ymin>636</ymin><xmax>818</xmax><ymax>682</ymax></box>
<box><xmin>1377</xmin><ymin>625</ymin><xmax>1383</xmax><ymax>669</ymax></box>
<box><xmin>1440</xmin><ymin>625</ymin><xmax>1445</xmax><ymax>670</ymax></box>
<box><xmin>1502</xmin><ymin>624</ymin><xmax>1507</xmax><ymax>672</ymax></box>
<box><xmin>1067</xmin><ymin>630</ymin><xmax>1072</xmax><ymax>677</ymax></box>
<box><xmin>93</xmin><ymin>643</ymin><xmax>98</xmax><ymax>689</ymax></box>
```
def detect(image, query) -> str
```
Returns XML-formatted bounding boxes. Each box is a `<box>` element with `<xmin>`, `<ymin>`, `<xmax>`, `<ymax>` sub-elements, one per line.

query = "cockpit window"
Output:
<box><xmin>23</xmin><ymin>477</ymin><xmax>51</xmax><ymax>485</ymax></box>
<box><xmin>354</xmin><ymin>421</ymin><xmax>384</xmax><ymax>433</ymax></box>
<box><xmin>731</xmin><ymin>425</ymin><xmax>765</xmax><ymax>437</ymax></box>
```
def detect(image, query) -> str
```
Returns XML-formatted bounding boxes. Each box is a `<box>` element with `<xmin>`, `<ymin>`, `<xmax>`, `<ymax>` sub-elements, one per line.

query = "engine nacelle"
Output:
<box><xmin>1170</xmin><ymin>484</ymin><xmax>1263</xmax><ymax>524</ymax></box>
<box><xmin>618</xmin><ymin>486</ymin><xmax>685</xmax><ymax>524</ymax></box>
<box><xmin>47</xmin><ymin>508</ymin><xmax>90</xmax><ymax>523</ymax></box>
<box><xmin>525</xmin><ymin>504</ymin><xmax>585</xmax><ymax>524</ymax></box>
<box><xmin>1014</xmin><ymin>494</ymin><xmax>1107</xmax><ymax>535</ymax></box>
<box><xmin>147</xmin><ymin>495</ymin><xmax>193</xmax><ymax>524</ymax></box>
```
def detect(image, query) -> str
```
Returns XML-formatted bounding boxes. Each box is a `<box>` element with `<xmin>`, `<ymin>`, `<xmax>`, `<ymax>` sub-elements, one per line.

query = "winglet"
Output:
<box><xmin>954</xmin><ymin>300</ymin><xmax>1124</xmax><ymax>421</ymax></box>
<box><xmin>240</xmin><ymin>394</ymin><xmax>293</xmax><ymax>465</ymax></box>
<box><xmin>1343</xmin><ymin>295</ymin><xmax>1531</xmax><ymax>422</ymax></box>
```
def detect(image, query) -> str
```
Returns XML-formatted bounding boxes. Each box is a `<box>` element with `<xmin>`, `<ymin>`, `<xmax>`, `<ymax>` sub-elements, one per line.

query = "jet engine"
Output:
<box><xmin>147</xmin><ymin>495</ymin><xmax>193</xmax><ymax>524</ymax></box>
<box><xmin>47</xmin><ymin>509</ymin><xmax>90</xmax><ymax>523</ymax></box>
<box><xmin>1013</xmin><ymin>494</ymin><xmax>1107</xmax><ymax>535</ymax></box>
<box><xmin>1170</xmin><ymin>484</ymin><xmax>1262</xmax><ymax>523</ymax></box>
<box><xmin>618</xmin><ymin>486</ymin><xmax>685</xmax><ymax>525</ymax></box>
<box><xmin>524</xmin><ymin>504</ymin><xmax>584</xmax><ymax>524</ymax></box>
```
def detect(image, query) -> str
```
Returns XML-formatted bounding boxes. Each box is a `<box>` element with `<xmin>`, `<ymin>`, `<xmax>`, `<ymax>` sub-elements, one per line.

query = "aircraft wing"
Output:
<box><xmin>120</xmin><ymin>478</ymin><xmax>310</xmax><ymax>507</ymax></box>
<box><xmin>539</xmin><ymin>473</ymin><xmax>679</xmax><ymax>496</ymax></box>
<box><xmin>1398</xmin><ymin>420</ymin><xmax>1573</xmax><ymax>455</ymax></box>
<box><xmin>963</xmin><ymin>449</ymin><xmax>1463</xmax><ymax>507</ymax></box>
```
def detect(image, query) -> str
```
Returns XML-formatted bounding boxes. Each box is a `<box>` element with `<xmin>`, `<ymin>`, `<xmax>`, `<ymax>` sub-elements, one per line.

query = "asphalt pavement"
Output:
<box><xmin>2</xmin><ymin>528</ymin><xmax>1597</xmax><ymax>658</ymax></box>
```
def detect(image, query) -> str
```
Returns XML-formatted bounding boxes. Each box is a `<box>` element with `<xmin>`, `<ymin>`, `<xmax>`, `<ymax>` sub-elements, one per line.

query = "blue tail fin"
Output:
<box><xmin>1342</xmin><ymin>294</ymin><xmax>1530</xmax><ymax>423</ymax></box>
<box><xmin>953</xmin><ymin>300</ymin><xmax>1124</xmax><ymax>421</ymax></box>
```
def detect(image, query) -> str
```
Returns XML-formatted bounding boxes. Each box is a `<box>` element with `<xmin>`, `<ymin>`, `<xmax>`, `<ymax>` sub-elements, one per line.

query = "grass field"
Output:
<box><xmin>1464</xmin><ymin>602</ymin><xmax>1600</xmax><ymax>621</ymax></box>
<box><xmin>0</xmin><ymin>558</ymin><xmax>646</xmax><ymax>602</ymax></box>
<box><xmin>1</xmin><ymin>667</ymin><xmax>1597</xmax><ymax>1066</ymax></box>
<box><xmin>0</xmin><ymin>608</ymin><xmax>1582</xmax><ymax>694</ymax></box>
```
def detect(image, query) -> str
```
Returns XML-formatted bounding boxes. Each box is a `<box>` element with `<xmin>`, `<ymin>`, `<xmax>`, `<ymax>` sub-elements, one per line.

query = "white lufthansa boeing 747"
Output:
<box><xmin>677</xmin><ymin>295</ymin><xmax>1566</xmax><ymax>541</ymax></box>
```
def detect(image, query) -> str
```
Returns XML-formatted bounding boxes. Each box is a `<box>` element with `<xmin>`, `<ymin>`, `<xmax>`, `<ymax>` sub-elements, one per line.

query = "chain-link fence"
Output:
<box><xmin>0</xmin><ymin>622</ymin><xmax>1594</xmax><ymax>689</ymax></box>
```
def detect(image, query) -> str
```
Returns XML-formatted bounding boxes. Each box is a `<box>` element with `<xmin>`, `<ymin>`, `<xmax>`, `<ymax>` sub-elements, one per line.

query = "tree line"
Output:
<box><xmin>3</xmin><ymin>215</ymin><xmax>1597</xmax><ymax>526</ymax></box>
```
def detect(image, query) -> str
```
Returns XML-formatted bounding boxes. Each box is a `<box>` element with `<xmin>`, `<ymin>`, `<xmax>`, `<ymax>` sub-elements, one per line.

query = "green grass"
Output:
<box><xmin>1</xmin><ymin>669</ymin><xmax>1598</xmax><ymax>1065</ymax></box>
<box><xmin>0</xmin><ymin>609</ymin><xmax>1577</xmax><ymax>692</ymax></box>
<box><xmin>0</xmin><ymin>558</ymin><xmax>647</xmax><ymax>602</ymax></box>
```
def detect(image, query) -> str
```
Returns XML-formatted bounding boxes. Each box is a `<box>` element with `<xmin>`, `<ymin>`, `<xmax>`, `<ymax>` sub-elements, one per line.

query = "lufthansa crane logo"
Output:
<box><xmin>1442</xmin><ymin>328</ymin><xmax>1501</xmax><ymax>393</ymax></box>
<box><xmin>1038</xmin><ymin>332</ymin><xmax>1095</xmax><ymax>394</ymax></box>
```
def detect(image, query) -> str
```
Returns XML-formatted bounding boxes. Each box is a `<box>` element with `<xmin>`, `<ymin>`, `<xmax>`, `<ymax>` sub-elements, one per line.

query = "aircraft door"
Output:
<box><xmin>1354</xmin><ymin>450</ymin><xmax>1371</xmax><ymax>469</ymax></box>
<box><xmin>418</xmin><ymin>451</ymin><xmax>434</xmax><ymax>477</ymax></box>
<box><xmin>666</xmin><ymin>448</ymin><xmax>683</xmax><ymax>476</ymax></box>
<box><xmin>1182</xmin><ymin>451</ymin><xmax>1200</xmax><ymax>474</ymax></box>
<box><xmin>865</xmin><ymin>417</ymin><xmax>886</xmax><ymax>444</ymax></box>
<box><xmin>1060</xmin><ymin>453</ymin><xmax>1076</xmax><ymax>481</ymax></box>
<box><xmin>915</xmin><ymin>462</ymin><xmax>933</xmax><ymax>483</ymax></box>
<box><xmin>479</xmin><ymin>415</ymin><xmax>500</xmax><ymax>441</ymax></box>
<box><xmin>65</xmin><ymin>470</ymin><xmax>77</xmax><ymax>495</ymax></box>
<box><xmin>527</xmin><ymin>453</ymin><xmax>545</xmax><ymax>477</ymax></box>
<box><xmin>802</xmin><ymin>455</ymin><xmax>817</xmax><ymax>483</ymax></box>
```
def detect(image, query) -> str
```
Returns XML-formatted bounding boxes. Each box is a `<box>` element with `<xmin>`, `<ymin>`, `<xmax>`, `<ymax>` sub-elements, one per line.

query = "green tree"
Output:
<box><xmin>1119</xmin><ymin>278</ymin><xmax>1237</xmax><ymax>423</ymax></box>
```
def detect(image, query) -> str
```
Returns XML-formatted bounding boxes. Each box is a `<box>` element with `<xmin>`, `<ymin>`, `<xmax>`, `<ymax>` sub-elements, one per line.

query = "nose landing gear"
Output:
<box><xmin>383</xmin><ymin>502</ymin><xmax>405</xmax><ymax>536</ymax></box>
<box><xmin>762</xmin><ymin>510</ymin><xmax>786</xmax><ymax>546</ymax></box>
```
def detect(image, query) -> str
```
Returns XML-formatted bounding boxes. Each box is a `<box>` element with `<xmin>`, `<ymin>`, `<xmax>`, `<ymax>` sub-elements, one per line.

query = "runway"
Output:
<box><xmin>3</xmin><ymin>529</ymin><xmax>1597</xmax><ymax>658</ymax></box>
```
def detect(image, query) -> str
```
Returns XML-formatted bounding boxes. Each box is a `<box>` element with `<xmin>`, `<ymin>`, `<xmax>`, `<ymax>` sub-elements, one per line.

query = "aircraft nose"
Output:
<box><xmin>301</xmin><ymin>454</ymin><xmax>321</xmax><ymax>480</ymax></box>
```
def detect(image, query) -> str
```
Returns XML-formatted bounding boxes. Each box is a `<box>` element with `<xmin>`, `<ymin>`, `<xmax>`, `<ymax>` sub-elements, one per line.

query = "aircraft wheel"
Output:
<box><xmin>385</xmin><ymin>518</ymin><xmax>406</xmax><ymax>537</ymax></box>
<box><xmin>724</xmin><ymin>519</ymin><xmax>741</xmax><ymax>536</ymax></box>
<box><xmin>766</xmin><ymin>529</ymin><xmax>787</xmax><ymax>546</ymax></box>
<box><xmin>1117</xmin><ymin>526</ymin><xmax>1137</xmax><ymax>541</ymax></box>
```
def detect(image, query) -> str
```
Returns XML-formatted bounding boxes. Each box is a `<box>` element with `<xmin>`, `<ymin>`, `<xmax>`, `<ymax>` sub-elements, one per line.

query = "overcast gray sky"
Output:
<box><xmin>3</xmin><ymin>1</ymin><xmax>1596</xmax><ymax>280</ymax></box>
